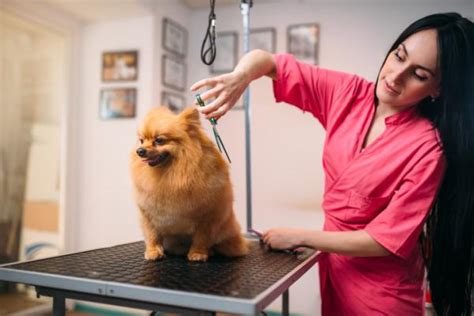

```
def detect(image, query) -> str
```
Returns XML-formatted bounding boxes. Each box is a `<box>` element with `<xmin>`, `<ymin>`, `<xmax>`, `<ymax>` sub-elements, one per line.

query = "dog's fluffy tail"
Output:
<box><xmin>214</xmin><ymin>234</ymin><xmax>249</xmax><ymax>257</ymax></box>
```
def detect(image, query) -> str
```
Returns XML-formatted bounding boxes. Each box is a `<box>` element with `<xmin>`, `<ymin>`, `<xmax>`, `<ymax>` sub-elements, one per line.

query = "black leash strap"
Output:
<box><xmin>200</xmin><ymin>0</ymin><xmax>217</xmax><ymax>65</ymax></box>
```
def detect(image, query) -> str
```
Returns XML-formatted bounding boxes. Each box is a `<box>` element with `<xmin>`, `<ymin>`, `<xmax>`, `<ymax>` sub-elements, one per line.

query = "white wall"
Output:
<box><xmin>75</xmin><ymin>1</ymin><xmax>194</xmax><ymax>250</ymax></box>
<box><xmin>76</xmin><ymin>16</ymin><xmax>155</xmax><ymax>249</ymax></box>
<box><xmin>73</xmin><ymin>1</ymin><xmax>473</xmax><ymax>315</ymax></box>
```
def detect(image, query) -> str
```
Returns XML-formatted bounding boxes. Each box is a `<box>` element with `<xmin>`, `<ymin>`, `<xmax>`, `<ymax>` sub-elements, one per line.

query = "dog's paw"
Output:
<box><xmin>144</xmin><ymin>247</ymin><xmax>165</xmax><ymax>261</ymax></box>
<box><xmin>187</xmin><ymin>251</ymin><xmax>208</xmax><ymax>262</ymax></box>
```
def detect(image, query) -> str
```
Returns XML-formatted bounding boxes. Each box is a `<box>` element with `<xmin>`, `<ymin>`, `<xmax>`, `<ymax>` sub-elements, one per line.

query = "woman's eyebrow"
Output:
<box><xmin>401</xmin><ymin>43</ymin><xmax>436</xmax><ymax>76</ymax></box>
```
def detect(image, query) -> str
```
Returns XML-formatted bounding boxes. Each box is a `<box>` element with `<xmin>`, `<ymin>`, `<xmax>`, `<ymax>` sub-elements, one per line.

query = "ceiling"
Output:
<box><xmin>182</xmin><ymin>0</ymin><xmax>281</xmax><ymax>9</ymax></box>
<box><xmin>183</xmin><ymin>0</ymin><xmax>239</xmax><ymax>8</ymax></box>
<box><xmin>41</xmin><ymin>0</ymin><xmax>155</xmax><ymax>23</ymax></box>
<box><xmin>34</xmin><ymin>0</ymin><xmax>283</xmax><ymax>23</ymax></box>
<box><xmin>24</xmin><ymin>0</ymin><xmax>470</xmax><ymax>23</ymax></box>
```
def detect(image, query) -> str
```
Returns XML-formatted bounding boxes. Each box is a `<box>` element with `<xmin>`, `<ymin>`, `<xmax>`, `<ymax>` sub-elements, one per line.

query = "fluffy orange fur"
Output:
<box><xmin>130</xmin><ymin>106</ymin><xmax>248</xmax><ymax>262</ymax></box>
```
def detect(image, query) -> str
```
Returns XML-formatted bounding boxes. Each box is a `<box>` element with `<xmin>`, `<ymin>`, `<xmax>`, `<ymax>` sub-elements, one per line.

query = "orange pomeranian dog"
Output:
<box><xmin>130</xmin><ymin>106</ymin><xmax>249</xmax><ymax>262</ymax></box>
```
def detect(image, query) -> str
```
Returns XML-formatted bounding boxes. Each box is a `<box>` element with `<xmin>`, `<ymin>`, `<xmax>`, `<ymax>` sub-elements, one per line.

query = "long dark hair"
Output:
<box><xmin>375</xmin><ymin>13</ymin><xmax>474</xmax><ymax>315</ymax></box>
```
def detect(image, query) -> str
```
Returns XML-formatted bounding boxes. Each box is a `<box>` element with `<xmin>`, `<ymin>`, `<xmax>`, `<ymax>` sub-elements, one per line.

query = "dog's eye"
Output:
<box><xmin>154</xmin><ymin>137</ymin><xmax>165</xmax><ymax>145</ymax></box>
<box><xmin>139</xmin><ymin>139</ymin><xmax>144</xmax><ymax>144</ymax></box>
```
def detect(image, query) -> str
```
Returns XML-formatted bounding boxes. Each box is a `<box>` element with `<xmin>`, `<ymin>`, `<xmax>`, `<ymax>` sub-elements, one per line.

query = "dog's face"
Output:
<box><xmin>135</xmin><ymin>107</ymin><xmax>201</xmax><ymax>167</ymax></box>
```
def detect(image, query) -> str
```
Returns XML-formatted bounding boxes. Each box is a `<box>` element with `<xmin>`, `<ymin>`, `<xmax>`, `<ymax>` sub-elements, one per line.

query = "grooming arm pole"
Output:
<box><xmin>240</xmin><ymin>0</ymin><xmax>253</xmax><ymax>233</ymax></box>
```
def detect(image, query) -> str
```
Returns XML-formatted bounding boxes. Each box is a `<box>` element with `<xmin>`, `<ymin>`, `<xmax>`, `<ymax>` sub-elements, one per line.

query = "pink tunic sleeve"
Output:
<box><xmin>365</xmin><ymin>142</ymin><xmax>446</xmax><ymax>259</ymax></box>
<box><xmin>272</xmin><ymin>53</ymin><xmax>367</xmax><ymax>129</ymax></box>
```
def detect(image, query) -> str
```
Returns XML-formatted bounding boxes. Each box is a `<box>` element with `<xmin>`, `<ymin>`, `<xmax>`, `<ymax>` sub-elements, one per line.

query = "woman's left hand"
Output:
<box><xmin>262</xmin><ymin>228</ymin><xmax>304</xmax><ymax>250</ymax></box>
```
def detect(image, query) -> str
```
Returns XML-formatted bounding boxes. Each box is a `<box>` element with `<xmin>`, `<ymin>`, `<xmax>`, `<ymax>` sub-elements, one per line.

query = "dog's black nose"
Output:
<box><xmin>136</xmin><ymin>148</ymin><xmax>147</xmax><ymax>157</ymax></box>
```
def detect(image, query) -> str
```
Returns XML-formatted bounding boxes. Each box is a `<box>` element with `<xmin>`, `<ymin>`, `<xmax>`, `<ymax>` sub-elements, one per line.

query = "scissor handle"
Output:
<box><xmin>195</xmin><ymin>94</ymin><xmax>217</xmax><ymax>125</ymax></box>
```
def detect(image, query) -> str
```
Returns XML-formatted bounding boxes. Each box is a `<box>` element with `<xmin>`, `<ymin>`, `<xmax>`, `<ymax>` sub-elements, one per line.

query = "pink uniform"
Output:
<box><xmin>272</xmin><ymin>54</ymin><xmax>446</xmax><ymax>315</ymax></box>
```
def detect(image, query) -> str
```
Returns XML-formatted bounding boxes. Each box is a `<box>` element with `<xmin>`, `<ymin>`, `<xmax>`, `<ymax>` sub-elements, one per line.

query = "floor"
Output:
<box><xmin>0</xmin><ymin>290</ymin><xmax>435</xmax><ymax>316</ymax></box>
<box><xmin>0</xmin><ymin>291</ymin><xmax>231</xmax><ymax>315</ymax></box>
<box><xmin>0</xmin><ymin>292</ymin><xmax>47</xmax><ymax>315</ymax></box>
<box><xmin>0</xmin><ymin>291</ymin><xmax>102</xmax><ymax>315</ymax></box>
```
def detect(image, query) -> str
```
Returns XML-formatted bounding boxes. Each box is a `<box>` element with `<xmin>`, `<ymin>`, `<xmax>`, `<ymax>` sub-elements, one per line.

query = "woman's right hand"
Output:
<box><xmin>190</xmin><ymin>69</ymin><xmax>250</xmax><ymax>120</ymax></box>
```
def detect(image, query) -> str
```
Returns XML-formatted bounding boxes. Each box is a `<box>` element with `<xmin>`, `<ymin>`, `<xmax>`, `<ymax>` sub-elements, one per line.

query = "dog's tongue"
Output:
<box><xmin>145</xmin><ymin>153</ymin><xmax>168</xmax><ymax>167</ymax></box>
<box><xmin>148</xmin><ymin>160</ymin><xmax>159</xmax><ymax>167</ymax></box>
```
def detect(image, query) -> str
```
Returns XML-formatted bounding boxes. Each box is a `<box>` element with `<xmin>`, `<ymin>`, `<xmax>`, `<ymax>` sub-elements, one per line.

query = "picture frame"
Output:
<box><xmin>162</xmin><ymin>55</ymin><xmax>187</xmax><ymax>91</ymax></box>
<box><xmin>102</xmin><ymin>50</ymin><xmax>138</xmax><ymax>81</ymax></box>
<box><xmin>162</xmin><ymin>18</ymin><xmax>188</xmax><ymax>58</ymax></box>
<box><xmin>210</xmin><ymin>32</ymin><xmax>238</xmax><ymax>74</ymax></box>
<box><xmin>99</xmin><ymin>88</ymin><xmax>136</xmax><ymax>119</ymax></box>
<box><xmin>161</xmin><ymin>91</ymin><xmax>186</xmax><ymax>113</ymax></box>
<box><xmin>250</xmin><ymin>27</ymin><xmax>276</xmax><ymax>53</ymax></box>
<box><xmin>287</xmin><ymin>23</ymin><xmax>319</xmax><ymax>65</ymax></box>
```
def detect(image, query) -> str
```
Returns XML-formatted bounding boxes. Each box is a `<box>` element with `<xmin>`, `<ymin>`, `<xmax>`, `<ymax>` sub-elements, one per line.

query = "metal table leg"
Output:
<box><xmin>52</xmin><ymin>293</ymin><xmax>66</xmax><ymax>316</ymax></box>
<box><xmin>37</xmin><ymin>286</ymin><xmax>215</xmax><ymax>315</ymax></box>
<box><xmin>282</xmin><ymin>289</ymin><xmax>289</xmax><ymax>316</ymax></box>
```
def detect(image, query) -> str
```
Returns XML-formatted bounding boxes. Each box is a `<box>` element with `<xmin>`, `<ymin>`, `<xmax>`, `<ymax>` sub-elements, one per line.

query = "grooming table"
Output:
<box><xmin>0</xmin><ymin>239</ymin><xmax>320</xmax><ymax>315</ymax></box>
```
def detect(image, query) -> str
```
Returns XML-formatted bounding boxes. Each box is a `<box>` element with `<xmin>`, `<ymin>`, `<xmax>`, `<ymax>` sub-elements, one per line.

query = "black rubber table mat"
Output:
<box><xmin>2</xmin><ymin>240</ymin><xmax>313</xmax><ymax>299</ymax></box>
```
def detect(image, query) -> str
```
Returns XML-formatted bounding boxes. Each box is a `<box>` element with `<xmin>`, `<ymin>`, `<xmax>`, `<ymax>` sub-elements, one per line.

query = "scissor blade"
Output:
<box><xmin>212</xmin><ymin>127</ymin><xmax>222</xmax><ymax>152</ymax></box>
<box><xmin>213</xmin><ymin>126</ymin><xmax>231</xmax><ymax>164</ymax></box>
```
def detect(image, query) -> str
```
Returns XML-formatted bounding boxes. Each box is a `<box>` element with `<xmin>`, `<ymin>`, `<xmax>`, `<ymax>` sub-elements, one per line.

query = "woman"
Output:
<box><xmin>191</xmin><ymin>13</ymin><xmax>473</xmax><ymax>315</ymax></box>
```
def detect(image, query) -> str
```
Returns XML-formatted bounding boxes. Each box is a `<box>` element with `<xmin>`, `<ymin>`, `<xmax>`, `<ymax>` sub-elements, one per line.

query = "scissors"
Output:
<box><xmin>195</xmin><ymin>94</ymin><xmax>231</xmax><ymax>163</ymax></box>
<box><xmin>249</xmin><ymin>228</ymin><xmax>264</xmax><ymax>240</ymax></box>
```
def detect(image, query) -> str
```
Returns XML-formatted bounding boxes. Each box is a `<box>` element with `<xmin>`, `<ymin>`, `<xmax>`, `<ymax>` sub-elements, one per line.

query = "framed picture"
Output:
<box><xmin>287</xmin><ymin>23</ymin><xmax>319</xmax><ymax>65</ymax></box>
<box><xmin>161</xmin><ymin>91</ymin><xmax>186</xmax><ymax>113</ymax></box>
<box><xmin>162</xmin><ymin>18</ymin><xmax>188</xmax><ymax>58</ymax></box>
<box><xmin>210</xmin><ymin>32</ymin><xmax>238</xmax><ymax>74</ymax></box>
<box><xmin>162</xmin><ymin>55</ymin><xmax>187</xmax><ymax>91</ymax></box>
<box><xmin>99</xmin><ymin>88</ymin><xmax>136</xmax><ymax>119</ymax></box>
<box><xmin>250</xmin><ymin>27</ymin><xmax>276</xmax><ymax>53</ymax></box>
<box><xmin>102</xmin><ymin>50</ymin><xmax>138</xmax><ymax>81</ymax></box>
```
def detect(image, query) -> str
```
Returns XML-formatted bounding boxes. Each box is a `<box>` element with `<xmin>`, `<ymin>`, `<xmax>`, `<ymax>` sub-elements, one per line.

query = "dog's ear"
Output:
<box><xmin>180</xmin><ymin>107</ymin><xmax>201</xmax><ymax>128</ymax></box>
